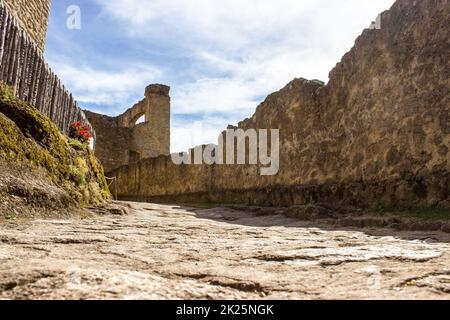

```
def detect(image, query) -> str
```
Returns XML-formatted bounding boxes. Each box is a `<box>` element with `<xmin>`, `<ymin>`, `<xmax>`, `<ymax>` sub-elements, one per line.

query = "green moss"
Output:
<box><xmin>69</xmin><ymin>165</ymin><xmax>86</xmax><ymax>187</ymax></box>
<box><xmin>375</xmin><ymin>202</ymin><xmax>401</xmax><ymax>215</ymax></box>
<box><xmin>69</xmin><ymin>138</ymin><xmax>88</xmax><ymax>151</ymax></box>
<box><xmin>5</xmin><ymin>212</ymin><xmax>16</xmax><ymax>220</ymax></box>
<box><xmin>0</xmin><ymin>83</ymin><xmax>71</xmax><ymax>162</ymax></box>
<box><xmin>397</xmin><ymin>207</ymin><xmax>450</xmax><ymax>220</ymax></box>
<box><xmin>0</xmin><ymin>83</ymin><xmax>110</xmax><ymax>206</ymax></box>
<box><xmin>0</xmin><ymin>113</ymin><xmax>55</xmax><ymax>172</ymax></box>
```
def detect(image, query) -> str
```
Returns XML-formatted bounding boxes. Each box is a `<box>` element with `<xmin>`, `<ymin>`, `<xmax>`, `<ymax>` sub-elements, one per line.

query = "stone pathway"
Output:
<box><xmin>0</xmin><ymin>202</ymin><xmax>449</xmax><ymax>299</ymax></box>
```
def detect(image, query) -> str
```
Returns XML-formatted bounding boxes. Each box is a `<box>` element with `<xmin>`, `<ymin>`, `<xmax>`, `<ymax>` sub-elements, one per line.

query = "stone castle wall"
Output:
<box><xmin>85</xmin><ymin>85</ymin><xmax>171</xmax><ymax>173</ymax></box>
<box><xmin>110</xmin><ymin>0</ymin><xmax>449</xmax><ymax>209</ymax></box>
<box><xmin>1</xmin><ymin>0</ymin><xmax>51</xmax><ymax>53</ymax></box>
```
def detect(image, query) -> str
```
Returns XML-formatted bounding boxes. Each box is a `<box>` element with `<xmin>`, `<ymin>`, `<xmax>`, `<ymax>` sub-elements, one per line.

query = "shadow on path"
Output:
<box><xmin>159</xmin><ymin>204</ymin><xmax>450</xmax><ymax>244</ymax></box>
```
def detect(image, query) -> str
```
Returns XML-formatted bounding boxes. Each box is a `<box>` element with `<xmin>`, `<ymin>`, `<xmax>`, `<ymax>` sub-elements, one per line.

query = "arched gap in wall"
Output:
<box><xmin>134</xmin><ymin>114</ymin><xmax>146</xmax><ymax>126</ymax></box>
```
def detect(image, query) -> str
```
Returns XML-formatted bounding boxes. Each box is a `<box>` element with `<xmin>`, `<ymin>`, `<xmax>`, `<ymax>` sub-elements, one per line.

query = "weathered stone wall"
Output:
<box><xmin>1</xmin><ymin>0</ymin><xmax>51</xmax><ymax>53</ymax></box>
<box><xmin>85</xmin><ymin>84</ymin><xmax>171</xmax><ymax>173</ymax></box>
<box><xmin>111</xmin><ymin>0</ymin><xmax>449</xmax><ymax>209</ymax></box>
<box><xmin>82</xmin><ymin>112</ymin><xmax>132</xmax><ymax>174</ymax></box>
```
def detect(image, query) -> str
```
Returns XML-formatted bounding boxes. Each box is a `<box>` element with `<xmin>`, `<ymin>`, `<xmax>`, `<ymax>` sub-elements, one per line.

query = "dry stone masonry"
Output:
<box><xmin>85</xmin><ymin>85</ymin><xmax>171</xmax><ymax>173</ymax></box>
<box><xmin>110</xmin><ymin>0</ymin><xmax>450</xmax><ymax>210</ymax></box>
<box><xmin>0</xmin><ymin>1</ymin><xmax>93</xmax><ymax>136</ymax></box>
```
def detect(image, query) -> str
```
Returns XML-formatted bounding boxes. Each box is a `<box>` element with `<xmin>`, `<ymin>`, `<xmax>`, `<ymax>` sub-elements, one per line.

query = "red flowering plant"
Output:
<box><xmin>69</xmin><ymin>121</ymin><xmax>92</xmax><ymax>145</ymax></box>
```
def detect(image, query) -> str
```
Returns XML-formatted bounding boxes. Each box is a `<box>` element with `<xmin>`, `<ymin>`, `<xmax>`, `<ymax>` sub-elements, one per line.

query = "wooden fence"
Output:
<box><xmin>0</xmin><ymin>0</ymin><xmax>94</xmax><ymax>137</ymax></box>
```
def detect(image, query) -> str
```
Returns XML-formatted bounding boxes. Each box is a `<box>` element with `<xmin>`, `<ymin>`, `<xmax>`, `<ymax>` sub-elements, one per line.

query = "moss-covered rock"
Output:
<box><xmin>0</xmin><ymin>83</ymin><xmax>110</xmax><ymax>216</ymax></box>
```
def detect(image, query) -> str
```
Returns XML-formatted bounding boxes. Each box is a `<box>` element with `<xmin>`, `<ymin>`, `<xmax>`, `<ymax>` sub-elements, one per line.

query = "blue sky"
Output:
<box><xmin>45</xmin><ymin>0</ymin><xmax>395</xmax><ymax>153</ymax></box>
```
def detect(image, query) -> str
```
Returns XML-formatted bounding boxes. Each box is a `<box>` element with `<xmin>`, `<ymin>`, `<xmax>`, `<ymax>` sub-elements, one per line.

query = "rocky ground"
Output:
<box><xmin>0</xmin><ymin>202</ymin><xmax>449</xmax><ymax>300</ymax></box>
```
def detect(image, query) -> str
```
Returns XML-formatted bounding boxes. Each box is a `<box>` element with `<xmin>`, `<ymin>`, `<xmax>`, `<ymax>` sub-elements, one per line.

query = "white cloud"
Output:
<box><xmin>47</xmin><ymin>56</ymin><xmax>163</xmax><ymax>114</ymax></box>
<box><xmin>171</xmin><ymin>119</ymin><xmax>222</xmax><ymax>154</ymax></box>
<box><xmin>91</xmin><ymin>0</ymin><xmax>396</xmax><ymax>151</ymax></box>
<box><xmin>96</xmin><ymin>0</ymin><xmax>395</xmax><ymax>55</ymax></box>
<box><xmin>97</xmin><ymin>0</ymin><xmax>316</xmax><ymax>48</ymax></box>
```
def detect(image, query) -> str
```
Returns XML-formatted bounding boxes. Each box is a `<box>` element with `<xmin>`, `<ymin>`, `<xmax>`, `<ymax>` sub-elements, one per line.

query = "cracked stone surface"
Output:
<box><xmin>0</xmin><ymin>202</ymin><xmax>449</xmax><ymax>300</ymax></box>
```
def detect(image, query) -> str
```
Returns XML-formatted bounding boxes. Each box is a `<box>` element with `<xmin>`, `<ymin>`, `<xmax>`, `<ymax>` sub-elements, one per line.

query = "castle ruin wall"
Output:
<box><xmin>85</xmin><ymin>84</ymin><xmax>171</xmax><ymax>173</ymax></box>
<box><xmin>109</xmin><ymin>0</ymin><xmax>450</xmax><ymax>209</ymax></box>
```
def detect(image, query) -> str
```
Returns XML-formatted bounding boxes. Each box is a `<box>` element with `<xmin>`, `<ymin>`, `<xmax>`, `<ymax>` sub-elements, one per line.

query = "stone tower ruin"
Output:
<box><xmin>1</xmin><ymin>0</ymin><xmax>51</xmax><ymax>53</ymax></box>
<box><xmin>85</xmin><ymin>84</ymin><xmax>171</xmax><ymax>173</ymax></box>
